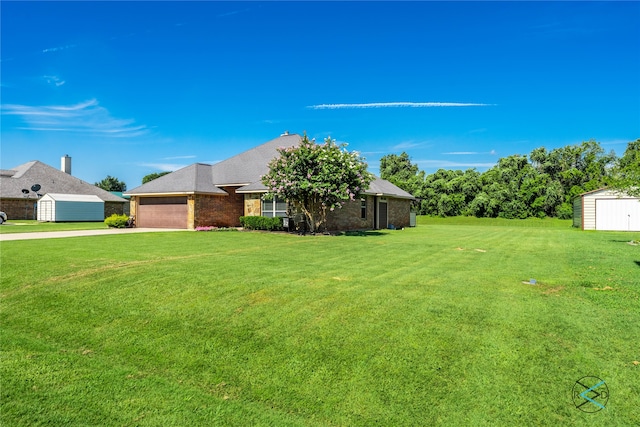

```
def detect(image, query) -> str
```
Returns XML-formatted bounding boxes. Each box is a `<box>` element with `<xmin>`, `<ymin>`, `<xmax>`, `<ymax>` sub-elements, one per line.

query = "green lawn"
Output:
<box><xmin>1</xmin><ymin>218</ymin><xmax>638</xmax><ymax>426</ymax></box>
<box><xmin>0</xmin><ymin>220</ymin><xmax>109</xmax><ymax>234</ymax></box>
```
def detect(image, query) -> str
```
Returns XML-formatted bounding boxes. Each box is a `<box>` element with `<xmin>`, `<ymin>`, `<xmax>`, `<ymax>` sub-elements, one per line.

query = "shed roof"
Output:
<box><xmin>0</xmin><ymin>161</ymin><xmax>126</xmax><ymax>202</ymax></box>
<box><xmin>40</xmin><ymin>193</ymin><xmax>104</xmax><ymax>203</ymax></box>
<box><xmin>575</xmin><ymin>187</ymin><xmax>639</xmax><ymax>200</ymax></box>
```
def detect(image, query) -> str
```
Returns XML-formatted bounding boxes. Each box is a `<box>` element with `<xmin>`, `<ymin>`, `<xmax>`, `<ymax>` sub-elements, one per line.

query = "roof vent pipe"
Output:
<box><xmin>61</xmin><ymin>154</ymin><xmax>71</xmax><ymax>175</ymax></box>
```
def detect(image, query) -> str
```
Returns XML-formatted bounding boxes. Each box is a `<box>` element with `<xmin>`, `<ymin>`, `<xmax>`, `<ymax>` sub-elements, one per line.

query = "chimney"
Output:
<box><xmin>61</xmin><ymin>155</ymin><xmax>71</xmax><ymax>175</ymax></box>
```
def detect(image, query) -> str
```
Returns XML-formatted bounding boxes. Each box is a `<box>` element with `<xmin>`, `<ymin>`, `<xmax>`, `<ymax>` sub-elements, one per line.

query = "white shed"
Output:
<box><xmin>573</xmin><ymin>189</ymin><xmax>640</xmax><ymax>231</ymax></box>
<box><xmin>37</xmin><ymin>193</ymin><xmax>105</xmax><ymax>222</ymax></box>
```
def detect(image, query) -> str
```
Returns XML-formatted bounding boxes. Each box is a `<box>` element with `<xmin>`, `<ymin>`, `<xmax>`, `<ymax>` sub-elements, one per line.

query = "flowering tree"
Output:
<box><xmin>262</xmin><ymin>134</ymin><xmax>374</xmax><ymax>233</ymax></box>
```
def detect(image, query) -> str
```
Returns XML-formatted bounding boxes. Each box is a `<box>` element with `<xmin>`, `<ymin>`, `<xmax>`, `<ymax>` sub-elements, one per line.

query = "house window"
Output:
<box><xmin>361</xmin><ymin>198</ymin><xmax>367</xmax><ymax>219</ymax></box>
<box><xmin>261</xmin><ymin>195</ymin><xmax>288</xmax><ymax>217</ymax></box>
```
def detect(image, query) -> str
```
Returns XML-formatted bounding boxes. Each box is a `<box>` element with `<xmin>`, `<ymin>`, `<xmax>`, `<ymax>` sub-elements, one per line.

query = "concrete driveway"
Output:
<box><xmin>0</xmin><ymin>227</ymin><xmax>187</xmax><ymax>241</ymax></box>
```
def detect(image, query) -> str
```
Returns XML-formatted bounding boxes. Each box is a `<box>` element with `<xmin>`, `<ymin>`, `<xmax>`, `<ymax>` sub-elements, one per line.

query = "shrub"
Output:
<box><xmin>239</xmin><ymin>216</ymin><xmax>283</xmax><ymax>231</ymax></box>
<box><xmin>556</xmin><ymin>202</ymin><xmax>573</xmax><ymax>220</ymax></box>
<box><xmin>104</xmin><ymin>214</ymin><xmax>129</xmax><ymax>228</ymax></box>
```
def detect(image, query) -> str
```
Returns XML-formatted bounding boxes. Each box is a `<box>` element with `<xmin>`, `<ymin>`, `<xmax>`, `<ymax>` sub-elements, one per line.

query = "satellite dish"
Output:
<box><xmin>31</xmin><ymin>184</ymin><xmax>41</xmax><ymax>192</ymax></box>
<box><xmin>21</xmin><ymin>189</ymin><xmax>29</xmax><ymax>194</ymax></box>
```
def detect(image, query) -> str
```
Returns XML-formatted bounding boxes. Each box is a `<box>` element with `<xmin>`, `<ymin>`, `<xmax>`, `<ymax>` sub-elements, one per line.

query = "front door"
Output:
<box><xmin>378</xmin><ymin>198</ymin><xmax>388</xmax><ymax>229</ymax></box>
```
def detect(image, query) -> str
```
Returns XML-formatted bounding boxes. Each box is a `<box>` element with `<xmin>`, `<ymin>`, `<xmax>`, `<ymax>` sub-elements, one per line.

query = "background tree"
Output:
<box><xmin>95</xmin><ymin>175</ymin><xmax>126</xmax><ymax>192</ymax></box>
<box><xmin>262</xmin><ymin>134</ymin><xmax>373</xmax><ymax>233</ymax></box>
<box><xmin>380</xmin><ymin>152</ymin><xmax>425</xmax><ymax>213</ymax></box>
<box><xmin>610</xmin><ymin>139</ymin><xmax>640</xmax><ymax>197</ymax></box>
<box><xmin>142</xmin><ymin>171</ymin><xmax>171</xmax><ymax>184</ymax></box>
<box><xmin>530</xmin><ymin>140</ymin><xmax>616</xmax><ymax>215</ymax></box>
<box><xmin>380</xmin><ymin>152</ymin><xmax>424</xmax><ymax>196</ymax></box>
<box><xmin>389</xmin><ymin>139</ymin><xmax>618</xmax><ymax>219</ymax></box>
<box><xmin>468</xmin><ymin>155</ymin><xmax>539</xmax><ymax>219</ymax></box>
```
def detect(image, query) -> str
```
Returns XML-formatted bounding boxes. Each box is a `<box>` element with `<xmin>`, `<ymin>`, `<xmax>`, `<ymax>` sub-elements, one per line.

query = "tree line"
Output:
<box><xmin>380</xmin><ymin>139</ymin><xmax>639</xmax><ymax>219</ymax></box>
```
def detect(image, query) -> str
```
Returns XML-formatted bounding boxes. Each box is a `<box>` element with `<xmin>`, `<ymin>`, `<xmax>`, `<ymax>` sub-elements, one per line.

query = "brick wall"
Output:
<box><xmin>0</xmin><ymin>198</ymin><xmax>38</xmax><ymax>220</ymax></box>
<box><xmin>104</xmin><ymin>202</ymin><xmax>125</xmax><ymax>218</ymax></box>
<box><xmin>194</xmin><ymin>187</ymin><xmax>245</xmax><ymax>227</ymax></box>
<box><xmin>325</xmin><ymin>196</ymin><xmax>411</xmax><ymax>231</ymax></box>
<box><xmin>325</xmin><ymin>196</ymin><xmax>375</xmax><ymax>231</ymax></box>
<box><xmin>387</xmin><ymin>198</ymin><xmax>411</xmax><ymax>228</ymax></box>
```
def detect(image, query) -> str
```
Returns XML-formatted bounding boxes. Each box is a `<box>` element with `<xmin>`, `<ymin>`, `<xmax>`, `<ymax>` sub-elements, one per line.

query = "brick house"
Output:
<box><xmin>125</xmin><ymin>133</ymin><xmax>414</xmax><ymax>230</ymax></box>
<box><xmin>0</xmin><ymin>157</ymin><xmax>126</xmax><ymax>220</ymax></box>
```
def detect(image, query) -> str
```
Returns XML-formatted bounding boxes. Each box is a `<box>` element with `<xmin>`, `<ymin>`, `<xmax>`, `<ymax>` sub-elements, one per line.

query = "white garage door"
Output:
<box><xmin>595</xmin><ymin>199</ymin><xmax>640</xmax><ymax>231</ymax></box>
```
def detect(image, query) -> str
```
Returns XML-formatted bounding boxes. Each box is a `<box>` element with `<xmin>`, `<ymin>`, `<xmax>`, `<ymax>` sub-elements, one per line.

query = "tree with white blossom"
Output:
<box><xmin>262</xmin><ymin>134</ymin><xmax>373</xmax><ymax>233</ymax></box>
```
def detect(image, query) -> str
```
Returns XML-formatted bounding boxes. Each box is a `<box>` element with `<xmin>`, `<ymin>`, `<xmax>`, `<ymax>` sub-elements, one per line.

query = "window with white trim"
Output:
<box><xmin>261</xmin><ymin>195</ymin><xmax>288</xmax><ymax>217</ymax></box>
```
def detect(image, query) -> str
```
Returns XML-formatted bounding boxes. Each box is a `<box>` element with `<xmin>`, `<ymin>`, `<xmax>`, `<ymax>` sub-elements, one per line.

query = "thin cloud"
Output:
<box><xmin>43</xmin><ymin>75</ymin><xmax>65</xmax><ymax>87</ymax></box>
<box><xmin>601</xmin><ymin>139</ymin><xmax>634</xmax><ymax>147</ymax></box>
<box><xmin>42</xmin><ymin>44</ymin><xmax>76</xmax><ymax>53</ymax></box>
<box><xmin>1</xmin><ymin>99</ymin><xmax>149</xmax><ymax>138</ymax></box>
<box><xmin>218</xmin><ymin>8</ymin><xmax>250</xmax><ymax>18</ymax></box>
<box><xmin>443</xmin><ymin>150</ymin><xmax>498</xmax><ymax>156</ymax></box>
<box><xmin>393</xmin><ymin>141</ymin><xmax>425</xmax><ymax>150</ymax></box>
<box><xmin>468</xmin><ymin>128</ymin><xmax>488</xmax><ymax>134</ymax></box>
<box><xmin>307</xmin><ymin>102</ymin><xmax>494</xmax><ymax>110</ymax></box>
<box><xmin>139</xmin><ymin>163</ymin><xmax>186</xmax><ymax>172</ymax></box>
<box><xmin>164</xmin><ymin>155</ymin><xmax>197</xmax><ymax>160</ymax></box>
<box><xmin>415</xmin><ymin>160</ymin><xmax>497</xmax><ymax>169</ymax></box>
<box><xmin>361</xmin><ymin>151</ymin><xmax>390</xmax><ymax>156</ymax></box>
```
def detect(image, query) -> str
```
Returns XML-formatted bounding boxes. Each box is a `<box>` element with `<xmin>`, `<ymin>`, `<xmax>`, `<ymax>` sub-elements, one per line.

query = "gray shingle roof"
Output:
<box><xmin>364</xmin><ymin>177</ymin><xmax>415</xmax><ymax>199</ymax></box>
<box><xmin>126</xmin><ymin>163</ymin><xmax>227</xmax><ymax>195</ymax></box>
<box><xmin>126</xmin><ymin>134</ymin><xmax>303</xmax><ymax>195</ymax></box>
<box><xmin>211</xmin><ymin>133</ymin><xmax>303</xmax><ymax>185</ymax></box>
<box><xmin>0</xmin><ymin>161</ymin><xmax>126</xmax><ymax>202</ymax></box>
<box><xmin>125</xmin><ymin>133</ymin><xmax>415</xmax><ymax>200</ymax></box>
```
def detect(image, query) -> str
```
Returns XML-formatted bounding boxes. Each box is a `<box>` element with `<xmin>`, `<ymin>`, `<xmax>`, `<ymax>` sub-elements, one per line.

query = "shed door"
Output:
<box><xmin>595</xmin><ymin>199</ymin><xmax>640</xmax><ymax>231</ymax></box>
<box><xmin>137</xmin><ymin>197</ymin><xmax>188</xmax><ymax>228</ymax></box>
<box><xmin>39</xmin><ymin>200</ymin><xmax>53</xmax><ymax>221</ymax></box>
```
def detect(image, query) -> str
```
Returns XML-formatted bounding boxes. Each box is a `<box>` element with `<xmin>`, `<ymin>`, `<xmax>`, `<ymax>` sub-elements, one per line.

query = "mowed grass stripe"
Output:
<box><xmin>1</xmin><ymin>219</ymin><xmax>638</xmax><ymax>426</ymax></box>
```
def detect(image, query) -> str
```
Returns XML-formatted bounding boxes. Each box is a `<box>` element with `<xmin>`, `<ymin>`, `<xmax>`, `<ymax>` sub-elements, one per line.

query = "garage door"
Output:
<box><xmin>595</xmin><ymin>199</ymin><xmax>640</xmax><ymax>231</ymax></box>
<box><xmin>137</xmin><ymin>197</ymin><xmax>188</xmax><ymax>228</ymax></box>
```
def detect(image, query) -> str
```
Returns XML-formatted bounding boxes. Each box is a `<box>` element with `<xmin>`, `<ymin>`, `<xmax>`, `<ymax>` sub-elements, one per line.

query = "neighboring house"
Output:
<box><xmin>110</xmin><ymin>192</ymin><xmax>131</xmax><ymax>215</ymax></box>
<box><xmin>573</xmin><ymin>188</ymin><xmax>640</xmax><ymax>231</ymax></box>
<box><xmin>0</xmin><ymin>157</ymin><xmax>126</xmax><ymax>220</ymax></box>
<box><xmin>125</xmin><ymin>133</ymin><xmax>414</xmax><ymax>230</ymax></box>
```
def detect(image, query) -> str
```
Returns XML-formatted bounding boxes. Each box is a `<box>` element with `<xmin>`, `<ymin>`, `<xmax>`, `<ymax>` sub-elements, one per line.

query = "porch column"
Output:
<box><xmin>187</xmin><ymin>195</ymin><xmax>196</xmax><ymax>230</ymax></box>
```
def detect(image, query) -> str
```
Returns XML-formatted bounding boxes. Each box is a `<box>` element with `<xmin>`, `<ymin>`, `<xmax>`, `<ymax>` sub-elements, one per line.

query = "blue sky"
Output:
<box><xmin>1</xmin><ymin>1</ymin><xmax>639</xmax><ymax>189</ymax></box>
